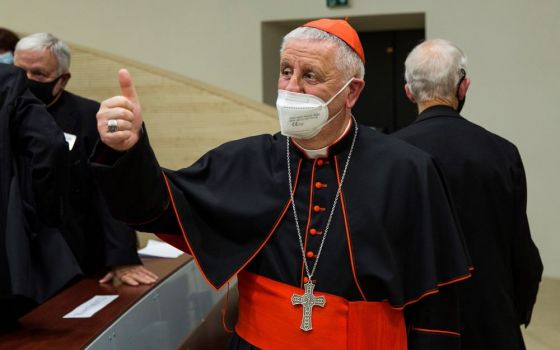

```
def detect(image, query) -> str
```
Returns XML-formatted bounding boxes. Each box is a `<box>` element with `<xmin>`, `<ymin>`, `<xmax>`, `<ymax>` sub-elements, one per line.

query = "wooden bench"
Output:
<box><xmin>0</xmin><ymin>255</ymin><xmax>236</xmax><ymax>350</ymax></box>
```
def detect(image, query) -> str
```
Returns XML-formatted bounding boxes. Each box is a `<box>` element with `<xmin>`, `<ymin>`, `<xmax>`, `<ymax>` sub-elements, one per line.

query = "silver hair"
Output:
<box><xmin>404</xmin><ymin>39</ymin><xmax>467</xmax><ymax>103</ymax></box>
<box><xmin>280</xmin><ymin>27</ymin><xmax>365</xmax><ymax>80</ymax></box>
<box><xmin>15</xmin><ymin>32</ymin><xmax>71</xmax><ymax>75</ymax></box>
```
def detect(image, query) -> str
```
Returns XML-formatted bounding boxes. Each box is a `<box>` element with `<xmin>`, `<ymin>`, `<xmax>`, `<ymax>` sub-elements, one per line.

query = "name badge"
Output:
<box><xmin>63</xmin><ymin>132</ymin><xmax>77</xmax><ymax>151</ymax></box>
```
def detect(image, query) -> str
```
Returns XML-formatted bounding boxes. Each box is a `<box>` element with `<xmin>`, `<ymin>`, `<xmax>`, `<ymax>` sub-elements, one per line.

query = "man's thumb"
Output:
<box><xmin>118</xmin><ymin>68</ymin><xmax>139</xmax><ymax>103</ymax></box>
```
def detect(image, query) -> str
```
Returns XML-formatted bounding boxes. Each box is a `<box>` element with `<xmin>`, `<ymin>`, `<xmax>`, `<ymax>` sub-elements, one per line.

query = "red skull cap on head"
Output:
<box><xmin>301</xmin><ymin>18</ymin><xmax>365</xmax><ymax>63</ymax></box>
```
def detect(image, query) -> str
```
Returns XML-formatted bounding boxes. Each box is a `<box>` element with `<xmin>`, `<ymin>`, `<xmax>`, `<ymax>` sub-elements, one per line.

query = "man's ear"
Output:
<box><xmin>59</xmin><ymin>72</ymin><xmax>71</xmax><ymax>89</ymax></box>
<box><xmin>346</xmin><ymin>78</ymin><xmax>365</xmax><ymax>109</ymax></box>
<box><xmin>53</xmin><ymin>72</ymin><xmax>71</xmax><ymax>96</ymax></box>
<box><xmin>404</xmin><ymin>84</ymin><xmax>416</xmax><ymax>103</ymax></box>
<box><xmin>457</xmin><ymin>78</ymin><xmax>470</xmax><ymax>101</ymax></box>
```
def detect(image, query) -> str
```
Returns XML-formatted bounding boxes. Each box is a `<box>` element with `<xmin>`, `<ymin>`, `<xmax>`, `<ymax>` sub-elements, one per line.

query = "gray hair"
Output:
<box><xmin>15</xmin><ymin>33</ymin><xmax>71</xmax><ymax>75</ymax></box>
<box><xmin>404</xmin><ymin>39</ymin><xmax>467</xmax><ymax>103</ymax></box>
<box><xmin>281</xmin><ymin>27</ymin><xmax>365</xmax><ymax>80</ymax></box>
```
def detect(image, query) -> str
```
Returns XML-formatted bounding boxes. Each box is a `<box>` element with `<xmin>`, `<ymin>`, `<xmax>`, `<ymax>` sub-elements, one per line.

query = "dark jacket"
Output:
<box><xmin>48</xmin><ymin>90</ymin><xmax>140</xmax><ymax>275</ymax></box>
<box><xmin>92</xmin><ymin>122</ymin><xmax>473</xmax><ymax>349</ymax></box>
<box><xmin>0</xmin><ymin>65</ymin><xmax>80</xmax><ymax>313</ymax></box>
<box><xmin>393</xmin><ymin>105</ymin><xmax>543</xmax><ymax>350</ymax></box>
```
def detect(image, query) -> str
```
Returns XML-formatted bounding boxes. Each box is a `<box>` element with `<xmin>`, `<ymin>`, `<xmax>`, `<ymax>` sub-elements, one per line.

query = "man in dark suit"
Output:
<box><xmin>393</xmin><ymin>38</ymin><xmax>543</xmax><ymax>350</ymax></box>
<box><xmin>0</xmin><ymin>64</ymin><xmax>81</xmax><ymax>327</ymax></box>
<box><xmin>14</xmin><ymin>33</ymin><xmax>157</xmax><ymax>285</ymax></box>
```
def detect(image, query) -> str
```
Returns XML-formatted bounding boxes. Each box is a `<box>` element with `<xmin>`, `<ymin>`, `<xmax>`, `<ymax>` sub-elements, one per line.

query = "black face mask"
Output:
<box><xmin>456</xmin><ymin>69</ymin><xmax>466</xmax><ymax>113</ymax></box>
<box><xmin>27</xmin><ymin>75</ymin><xmax>63</xmax><ymax>105</ymax></box>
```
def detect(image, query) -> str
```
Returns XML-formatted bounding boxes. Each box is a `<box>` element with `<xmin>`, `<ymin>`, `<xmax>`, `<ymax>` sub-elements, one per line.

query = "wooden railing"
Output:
<box><xmin>66</xmin><ymin>44</ymin><xmax>278</xmax><ymax>171</ymax></box>
<box><xmin>0</xmin><ymin>255</ymin><xmax>236</xmax><ymax>350</ymax></box>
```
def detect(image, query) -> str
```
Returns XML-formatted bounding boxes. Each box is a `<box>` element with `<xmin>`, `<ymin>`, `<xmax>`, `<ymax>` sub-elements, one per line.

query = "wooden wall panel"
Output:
<box><xmin>66</xmin><ymin>46</ymin><xmax>278</xmax><ymax>170</ymax></box>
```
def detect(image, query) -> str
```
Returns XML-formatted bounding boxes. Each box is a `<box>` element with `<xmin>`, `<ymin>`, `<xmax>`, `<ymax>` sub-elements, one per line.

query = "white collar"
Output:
<box><xmin>298</xmin><ymin>118</ymin><xmax>353</xmax><ymax>159</ymax></box>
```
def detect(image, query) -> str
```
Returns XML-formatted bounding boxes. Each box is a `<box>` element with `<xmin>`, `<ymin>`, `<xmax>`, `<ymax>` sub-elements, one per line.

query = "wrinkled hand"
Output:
<box><xmin>99</xmin><ymin>265</ymin><xmax>158</xmax><ymax>286</ymax></box>
<box><xmin>97</xmin><ymin>69</ymin><xmax>143</xmax><ymax>151</ymax></box>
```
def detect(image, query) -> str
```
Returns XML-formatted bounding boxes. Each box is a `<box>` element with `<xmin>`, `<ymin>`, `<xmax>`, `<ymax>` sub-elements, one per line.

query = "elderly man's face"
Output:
<box><xmin>14</xmin><ymin>48</ymin><xmax>60</xmax><ymax>83</ymax></box>
<box><xmin>278</xmin><ymin>39</ymin><xmax>347</xmax><ymax>115</ymax></box>
<box><xmin>14</xmin><ymin>48</ymin><xmax>69</xmax><ymax>104</ymax></box>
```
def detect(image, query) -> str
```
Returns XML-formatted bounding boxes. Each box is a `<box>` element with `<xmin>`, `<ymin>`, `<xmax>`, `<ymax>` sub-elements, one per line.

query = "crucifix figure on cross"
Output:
<box><xmin>291</xmin><ymin>281</ymin><xmax>326</xmax><ymax>331</ymax></box>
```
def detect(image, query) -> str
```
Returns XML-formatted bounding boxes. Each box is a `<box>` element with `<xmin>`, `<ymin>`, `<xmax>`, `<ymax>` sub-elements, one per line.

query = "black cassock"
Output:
<box><xmin>92</xmin><ymin>121</ymin><xmax>472</xmax><ymax>349</ymax></box>
<box><xmin>47</xmin><ymin>91</ymin><xmax>140</xmax><ymax>275</ymax></box>
<box><xmin>0</xmin><ymin>65</ymin><xmax>80</xmax><ymax>325</ymax></box>
<box><xmin>394</xmin><ymin>105</ymin><xmax>543</xmax><ymax>350</ymax></box>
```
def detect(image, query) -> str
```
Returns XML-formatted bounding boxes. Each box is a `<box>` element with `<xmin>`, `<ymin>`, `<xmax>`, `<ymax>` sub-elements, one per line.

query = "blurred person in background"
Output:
<box><xmin>0</xmin><ymin>27</ymin><xmax>19</xmax><ymax>64</ymax></box>
<box><xmin>14</xmin><ymin>33</ymin><xmax>157</xmax><ymax>286</ymax></box>
<box><xmin>0</xmin><ymin>63</ymin><xmax>79</xmax><ymax>328</ymax></box>
<box><xmin>394</xmin><ymin>38</ymin><xmax>543</xmax><ymax>350</ymax></box>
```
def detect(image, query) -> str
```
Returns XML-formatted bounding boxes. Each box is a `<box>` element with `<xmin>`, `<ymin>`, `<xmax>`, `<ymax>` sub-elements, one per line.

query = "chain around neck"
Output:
<box><xmin>286</xmin><ymin>116</ymin><xmax>359</xmax><ymax>282</ymax></box>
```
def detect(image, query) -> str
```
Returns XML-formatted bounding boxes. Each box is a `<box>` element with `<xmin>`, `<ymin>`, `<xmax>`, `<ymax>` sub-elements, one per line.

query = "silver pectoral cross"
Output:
<box><xmin>291</xmin><ymin>281</ymin><xmax>326</xmax><ymax>331</ymax></box>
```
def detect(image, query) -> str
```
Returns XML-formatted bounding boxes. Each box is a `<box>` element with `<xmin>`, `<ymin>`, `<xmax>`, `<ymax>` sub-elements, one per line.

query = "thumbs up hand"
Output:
<box><xmin>97</xmin><ymin>69</ymin><xmax>143</xmax><ymax>151</ymax></box>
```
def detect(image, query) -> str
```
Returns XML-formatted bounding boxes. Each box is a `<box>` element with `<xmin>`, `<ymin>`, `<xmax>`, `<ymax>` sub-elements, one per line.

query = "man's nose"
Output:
<box><xmin>284</xmin><ymin>75</ymin><xmax>304</xmax><ymax>93</ymax></box>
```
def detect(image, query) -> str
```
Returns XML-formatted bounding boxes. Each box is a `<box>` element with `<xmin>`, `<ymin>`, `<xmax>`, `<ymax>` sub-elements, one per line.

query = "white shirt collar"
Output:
<box><xmin>298</xmin><ymin>118</ymin><xmax>353</xmax><ymax>159</ymax></box>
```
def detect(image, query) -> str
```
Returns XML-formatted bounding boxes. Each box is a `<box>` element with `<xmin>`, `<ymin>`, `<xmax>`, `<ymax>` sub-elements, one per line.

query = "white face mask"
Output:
<box><xmin>276</xmin><ymin>77</ymin><xmax>354</xmax><ymax>139</ymax></box>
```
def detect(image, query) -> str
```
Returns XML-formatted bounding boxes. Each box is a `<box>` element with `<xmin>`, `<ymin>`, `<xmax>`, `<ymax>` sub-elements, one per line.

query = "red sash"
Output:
<box><xmin>235</xmin><ymin>271</ymin><xmax>407</xmax><ymax>350</ymax></box>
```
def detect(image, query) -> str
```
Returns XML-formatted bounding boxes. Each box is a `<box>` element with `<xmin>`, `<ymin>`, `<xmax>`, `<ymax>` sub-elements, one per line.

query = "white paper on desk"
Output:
<box><xmin>138</xmin><ymin>239</ymin><xmax>184</xmax><ymax>258</ymax></box>
<box><xmin>63</xmin><ymin>295</ymin><xmax>119</xmax><ymax>318</ymax></box>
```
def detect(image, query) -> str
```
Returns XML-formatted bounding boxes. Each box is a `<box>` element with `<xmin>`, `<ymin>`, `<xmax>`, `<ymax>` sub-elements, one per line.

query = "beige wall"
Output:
<box><xmin>2</xmin><ymin>0</ymin><xmax>559</xmax><ymax>277</ymax></box>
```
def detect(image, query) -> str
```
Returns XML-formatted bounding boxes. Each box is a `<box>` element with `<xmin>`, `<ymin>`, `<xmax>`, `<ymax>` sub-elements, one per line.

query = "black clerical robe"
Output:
<box><xmin>92</xmin><ymin>121</ymin><xmax>471</xmax><ymax>349</ymax></box>
<box><xmin>48</xmin><ymin>91</ymin><xmax>141</xmax><ymax>275</ymax></box>
<box><xmin>394</xmin><ymin>105</ymin><xmax>543</xmax><ymax>350</ymax></box>
<box><xmin>0</xmin><ymin>65</ymin><xmax>80</xmax><ymax>325</ymax></box>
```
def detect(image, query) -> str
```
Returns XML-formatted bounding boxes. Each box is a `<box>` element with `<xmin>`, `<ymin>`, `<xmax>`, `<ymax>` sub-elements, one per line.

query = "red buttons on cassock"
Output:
<box><xmin>309</xmin><ymin>228</ymin><xmax>323</xmax><ymax>236</ymax></box>
<box><xmin>313</xmin><ymin>205</ymin><xmax>325</xmax><ymax>213</ymax></box>
<box><xmin>317</xmin><ymin>159</ymin><xmax>324</xmax><ymax>167</ymax></box>
<box><xmin>306</xmin><ymin>251</ymin><xmax>315</xmax><ymax>258</ymax></box>
<box><xmin>303</xmin><ymin>277</ymin><xmax>309</xmax><ymax>283</ymax></box>
<box><xmin>315</xmin><ymin>181</ymin><xmax>327</xmax><ymax>189</ymax></box>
